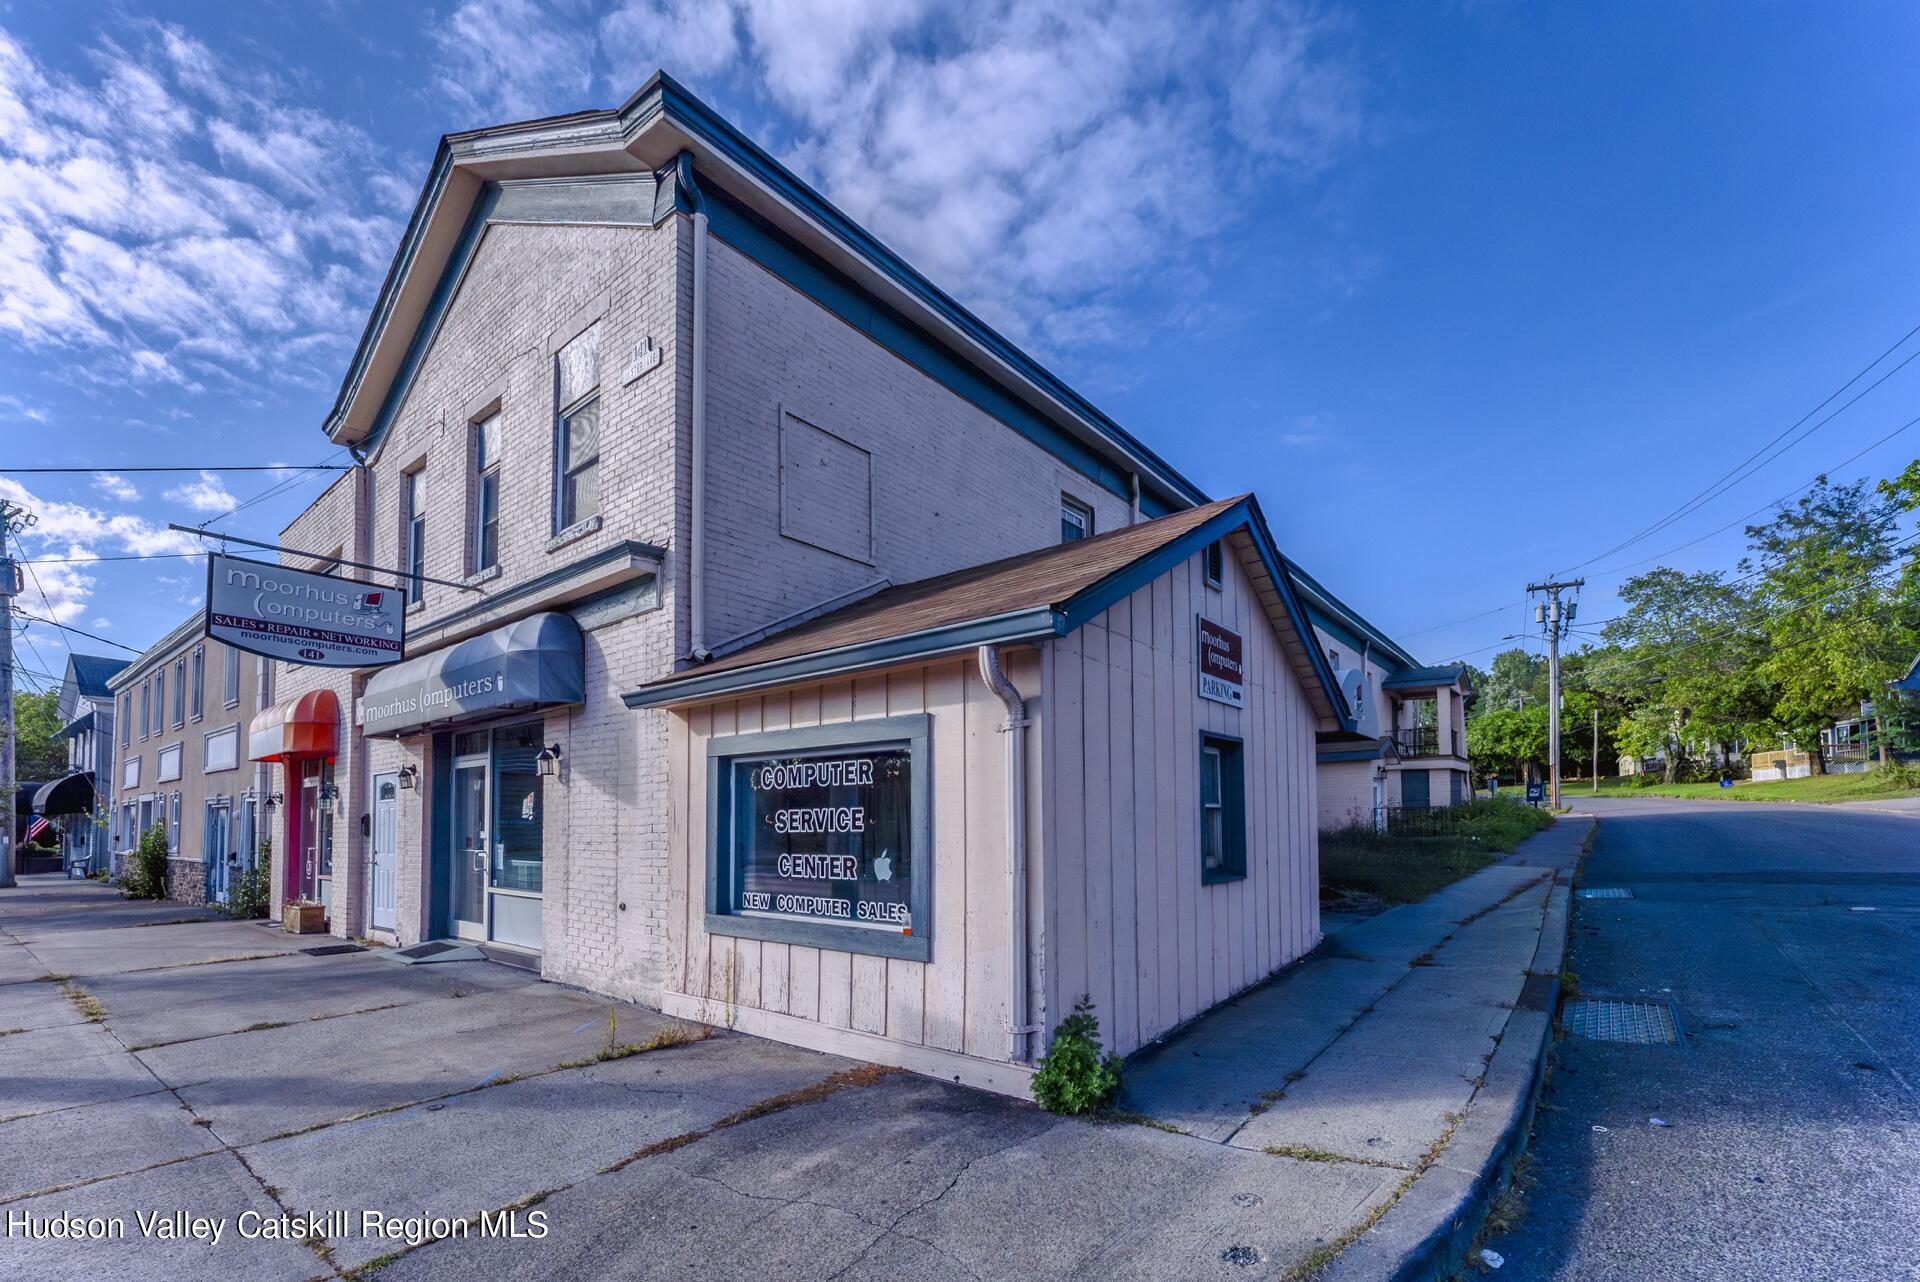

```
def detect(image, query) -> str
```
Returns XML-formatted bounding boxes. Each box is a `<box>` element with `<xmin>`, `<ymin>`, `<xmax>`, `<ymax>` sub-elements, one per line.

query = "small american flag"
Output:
<box><xmin>24</xmin><ymin>817</ymin><xmax>50</xmax><ymax>843</ymax></box>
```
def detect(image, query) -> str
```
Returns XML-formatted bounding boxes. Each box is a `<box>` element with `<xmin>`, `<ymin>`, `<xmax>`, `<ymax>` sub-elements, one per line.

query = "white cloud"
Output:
<box><xmin>163</xmin><ymin>469</ymin><xmax>237</xmax><ymax>513</ymax></box>
<box><xmin>90</xmin><ymin>618</ymin><xmax>110</xmax><ymax>629</ymax></box>
<box><xmin>0</xmin><ymin>23</ymin><xmax>400</xmax><ymax>389</ymax></box>
<box><xmin>0</xmin><ymin>391</ymin><xmax>49</xmax><ymax>422</ymax></box>
<box><xmin>440</xmin><ymin>0</ymin><xmax>1365</xmax><ymax>356</ymax></box>
<box><xmin>0</xmin><ymin>477</ymin><xmax>205</xmax><ymax>565</ymax></box>
<box><xmin>93</xmin><ymin>473</ymin><xmax>140</xmax><ymax>501</ymax></box>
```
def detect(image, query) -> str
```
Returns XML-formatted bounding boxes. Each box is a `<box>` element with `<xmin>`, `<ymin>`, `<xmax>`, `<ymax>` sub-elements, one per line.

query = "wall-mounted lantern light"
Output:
<box><xmin>535</xmin><ymin>744</ymin><xmax>563</xmax><ymax>779</ymax></box>
<box><xmin>397</xmin><ymin>764</ymin><xmax>419</xmax><ymax>791</ymax></box>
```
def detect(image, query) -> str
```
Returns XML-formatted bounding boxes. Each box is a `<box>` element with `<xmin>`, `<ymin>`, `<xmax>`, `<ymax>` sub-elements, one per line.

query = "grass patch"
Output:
<box><xmin>59</xmin><ymin>981</ymin><xmax>105</xmax><ymax>1022</ymax></box>
<box><xmin>1580</xmin><ymin>768</ymin><xmax>1920</xmax><ymax>803</ymax></box>
<box><xmin>1321</xmin><ymin>799</ymin><xmax>1553</xmax><ymax>905</ymax></box>
<box><xmin>1101</xmin><ymin>1108</ymin><xmax>1187</xmax><ymax>1133</ymax></box>
<box><xmin>132</xmin><ymin>917</ymin><xmax>213</xmax><ymax>928</ymax></box>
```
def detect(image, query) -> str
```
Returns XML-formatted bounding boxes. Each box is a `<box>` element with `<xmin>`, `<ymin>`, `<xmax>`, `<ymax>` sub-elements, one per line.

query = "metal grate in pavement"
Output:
<box><xmin>1564</xmin><ymin>999</ymin><xmax>1678</xmax><ymax>1044</ymax></box>
<box><xmin>1576</xmin><ymin>887</ymin><xmax>1633</xmax><ymax>900</ymax></box>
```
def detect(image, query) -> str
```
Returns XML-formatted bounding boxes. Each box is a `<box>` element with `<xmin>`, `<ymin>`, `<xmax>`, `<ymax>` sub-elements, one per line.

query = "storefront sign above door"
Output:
<box><xmin>1197</xmin><ymin>616</ymin><xmax>1246</xmax><ymax>708</ymax></box>
<box><xmin>206</xmin><ymin>553</ymin><xmax>405</xmax><ymax>668</ymax></box>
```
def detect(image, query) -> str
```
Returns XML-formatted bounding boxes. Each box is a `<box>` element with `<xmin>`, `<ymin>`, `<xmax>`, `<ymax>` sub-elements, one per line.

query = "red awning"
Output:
<box><xmin>248</xmin><ymin>689</ymin><xmax>339</xmax><ymax>763</ymax></box>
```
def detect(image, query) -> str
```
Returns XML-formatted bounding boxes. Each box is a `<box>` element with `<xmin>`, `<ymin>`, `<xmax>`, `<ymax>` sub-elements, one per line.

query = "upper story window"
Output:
<box><xmin>1060</xmin><ymin>495</ymin><xmax>1093</xmax><ymax>543</ymax></box>
<box><xmin>257</xmin><ymin>654</ymin><xmax>273</xmax><ymax>709</ymax></box>
<box><xmin>190</xmin><ymin>646</ymin><xmax>205</xmax><ymax>720</ymax></box>
<box><xmin>121</xmin><ymin>694</ymin><xmax>131</xmax><ymax>747</ymax></box>
<box><xmin>471</xmin><ymin>411</ymin><xmax>502</xmax><ymax>573</ymax></box>
<box><xmin>555</xmin><ymin>322</ymin><xmax>602</xmax><ymax>531</ymax></box>
<box><xmin>140</xmin><ymin>679</ymin><xmax>150</xmax><ymax>739</ymax></box>
<box><xmin>223</xmin><ymin>644</ymin><xmax>241</xmax><ymax>706</ymax></box>
<box><xmin>403</xmin><ymin>467</ymin><xmax>427</xmax><ymax>605</ymax></box>
<box><xmin>172</xmin><ymin>658</ymin><xmax>186</xmax><ymax>728</ymax></box>
<box><xmin>1203</xmin><ymin>540</ymin><xmax>1224</xmax><ymax>589</ymax></box>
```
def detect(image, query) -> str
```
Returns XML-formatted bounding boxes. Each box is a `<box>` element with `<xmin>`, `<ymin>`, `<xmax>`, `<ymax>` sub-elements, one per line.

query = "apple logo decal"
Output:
<box><xmin>873</xmin><ymin>849</ymin><xmax>894</xmax><ymax>882</ymax></box>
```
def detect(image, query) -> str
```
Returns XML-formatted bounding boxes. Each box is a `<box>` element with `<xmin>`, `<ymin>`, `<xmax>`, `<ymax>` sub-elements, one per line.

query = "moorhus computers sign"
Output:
<box><xmin>205</xmin><ymin>553</ymin><xmax>406</xmax><ymax>668</ymax></box>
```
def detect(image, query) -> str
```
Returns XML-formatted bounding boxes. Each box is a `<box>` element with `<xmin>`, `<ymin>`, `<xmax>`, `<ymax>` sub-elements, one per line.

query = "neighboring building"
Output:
<box><xmin>1289</xmin><ymin>565</ymin><xmax>1475</xmax><ymax>829</ymax></box>
<box><xmin>34</xmin><ymin>653</ymin><xmax>129</xmax><ymax>874</ymax></box>
<box><xmin>106</xmin><ymin>618</ymin><xmax>263</xmax><ymax>905</ymax></box>
<box><xmin>253</xmin><ymin>73</ymin><xmax>1365</xmax><ymax>1090</ymax></box>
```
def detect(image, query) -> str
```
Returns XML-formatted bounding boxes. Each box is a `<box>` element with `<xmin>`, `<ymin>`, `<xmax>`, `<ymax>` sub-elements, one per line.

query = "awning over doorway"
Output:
<box><xmin>359</xmin><ymin>612</ymin><xmax>585</xmax><ymax>738</ymax></box>
<box><xmin>32</xmin><ymin>771</ymin><xmax>94</xmax><ymax>817</ymax></box>
<box><xmin>249</xmin><ymin>689</ymin><xmax>341</xmax><ymax>763</ymax></box>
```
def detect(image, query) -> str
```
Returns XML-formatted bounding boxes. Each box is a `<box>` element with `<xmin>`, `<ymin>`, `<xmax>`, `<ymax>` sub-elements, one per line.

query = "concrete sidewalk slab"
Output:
<box><xmin>19</xmin><ymin>919</ymin><xmax>304</xmax><ymax>979</ymax></box>
<box><xmin>0</xmin><ymin>942</ymin><xmax>53</xmax><ymax>986</ymax></box>
<box><xmin>0</xmin><ymin>978</ymin><xmax>86</xmax><ymax>1033</ymax></box>
<box><xmin>0</xmin><ymin>1090</ymin><xmax>221</xmax><ymax>1202</ymax></box>
<box><xmin>375</xmin><ymin>1073</ymin><xmax>1407</xmax><ymax>1282</ymax></box>
<box><xmin>0</xmin><ymin>1151</ymin><xmax>320</xmax><ymax>1282</ymax></box>
<box><xmin>144</xmin><ymin>981</ymin><xmax>672</xmax><ymax>1146</ymax></box>
<box><xmin>0</xmin><ymin>1022</ymin><xmax>163</xmax><ymax>1121</ymax></box>
<box><xmin>92</xmin><ymin>948</ymin><xmax>535</xmax><ymax>1050</ymax></box>
<box><xmin>251</xmin><ymin>1033</ymin><xmax>853</xmax><ymax>1269</ymax></box>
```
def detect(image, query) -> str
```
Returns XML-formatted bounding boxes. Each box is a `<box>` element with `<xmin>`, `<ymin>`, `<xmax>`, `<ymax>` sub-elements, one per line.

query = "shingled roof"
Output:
<box><xmin>625</xmin><ymin>495</ymin><xmax>1351</xmax><ymax>730</ymax></box>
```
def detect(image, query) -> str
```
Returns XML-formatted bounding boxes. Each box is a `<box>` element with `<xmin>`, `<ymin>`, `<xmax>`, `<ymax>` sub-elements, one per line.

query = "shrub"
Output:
<box><xmin>225</xmin><ymin>862</ymin><xmax>272</xmax><ymax>920</ymax></box>
<box><xmin>124</xmin><ymin>824</ymin><xmax>170</xmax><ymax>900</ymax></box>
<box><xmin>1031</xmin><ymin>995</ymin><xmax>1123</xmax><ymax>1115</ymax></box>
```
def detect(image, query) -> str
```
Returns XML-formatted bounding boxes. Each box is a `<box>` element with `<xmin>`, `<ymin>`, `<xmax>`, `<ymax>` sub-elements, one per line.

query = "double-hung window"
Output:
<box><xmin>472</xmin><ymin>412</ymin><xmax>502</xmax><ymax>573</ymax></box>
<box><xmin>1060</xmin><ymin>495</ymin><xmax>1093</xmax><ymax>543</ymax></box>
<box><xmin>1199</xmin><ymin>733</ymin><xmax>1246</xmax><ymax>883</ymax></box>
<box><xmin>223</xmin><ymin>644</ymin><xmax>240</xmax><ymax>706</ymax></box>
<box><xmin>403</xmin><ymin>468</ymin><xmax>427</xmax><ymax>605</ymax></box>
<box><xmin>190</xmin><ymin>646</ymin><xmax>205</xmax><ymax>720</ymax></box>
<box><xmin>172</xmin><ymin>659</ymin><xmax>186</xmax><ymax>728</ymax></box>
<box><xmin>121</xmin><ymin>694</ymin><xmax>131</xmax><ymax>747</ymax></box>
<box><xmin>140</xmin><ymin>680</ymin><xmax>150</xmax><ymax>739</ymax></box>
<box><xmin>555</xmin><ymin>322</ymin><xmax>602</xmax><ymax>531</ymax></box>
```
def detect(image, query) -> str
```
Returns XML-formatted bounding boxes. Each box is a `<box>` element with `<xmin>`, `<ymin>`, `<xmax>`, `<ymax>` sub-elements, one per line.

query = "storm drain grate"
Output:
<box><xmin>1564</xmin><ymin>1000</ymin><xmax>1678</xmax><ymax>1045</ymax></box>
<box><xmin>1577</xmin><ymin>887</ymin><xmax>1634</xmax><ymax>900</ymax></box>
<box><xmin>301</xmin><ymin>943</ymin><xmax>367</xmax><ymax>956</ymax></box>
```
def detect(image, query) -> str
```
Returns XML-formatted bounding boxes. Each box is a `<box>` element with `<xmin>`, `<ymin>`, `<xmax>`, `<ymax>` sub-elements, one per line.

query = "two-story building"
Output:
<box><xmin>33</xmin><ymin>653</ymin><xmax>129</xmax><ymax>874</ymax></box>
<box><xmin>257</xmin><ymin>72</ymin><xmax>1376</xmax><ymax>1090</ymax></box>
<box><xmin>106</xmin><ymin>617</ymin><xmax>264</xmax><ymax>904</ymax></box>
<box><xmin>1290</xmin><ymin>564</ymin><xmax>1475</xmax><ymax>829</ymax></box>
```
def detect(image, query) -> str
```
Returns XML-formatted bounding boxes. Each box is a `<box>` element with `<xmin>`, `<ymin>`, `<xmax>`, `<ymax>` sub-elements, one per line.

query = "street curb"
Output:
<box><xmin>1317</xmin><ymin>816</ymin><xmax>1591</xmax><ymax>1282</ymax></box>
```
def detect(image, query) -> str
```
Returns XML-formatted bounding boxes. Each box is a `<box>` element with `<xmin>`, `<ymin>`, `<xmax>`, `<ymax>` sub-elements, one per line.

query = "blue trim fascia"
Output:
<box><xmin>324</xmin><ymin>144</ymin><xmax>457</xmax><ymax>442</ymax></box>
<box><xmin>623</xmin><ymin>607</ymin><xmax>1061</xmax><ymax>708</ymax></box>
<box><xmin>1244</xmin><ymin>498</ymin><xmax>1359</xmax><ymax>735</ymax></box>
<box><xmin>407</xmin><ymin>539</ymin><xmax>664</xmax><ymax>646</ymax></box>
<box><xmin>1289</xmin><ymin>562</ymin><xmax>1419</xmax><ymax>672</ymax></box>
<box><xmin>1053</xmin><ymin>501</ymin><xmax>1257</xmax><ymax>633</ymax></box>
<box><xmin>701</xmin><ymin>186</ymin><xmax>1170</xmax><ymax>516</ymax></box>
<box><xmin>652</xmin><ymin>76</ymin><xmax>1202</xmax><ymax>515</ymax></box>
<box><xmin>360</xmin><ymin>185</ymin><xmax>501</xmax><ymax>455</ymax></box>
<box><xmin>1318</xmin><ymin>745</ymin><xmax>1387</xmax><ymax>763</ymax></box>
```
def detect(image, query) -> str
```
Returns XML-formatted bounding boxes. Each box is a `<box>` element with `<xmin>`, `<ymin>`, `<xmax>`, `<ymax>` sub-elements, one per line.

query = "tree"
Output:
<box><xmin>1474</xmin><ymin>649</ymin><xmax>1547</xmax><ymax>713</ymax></box>
<box><xmin>12</xmin><ymin>690</ymin><xmax>65</xmax><ymax>782</ymax></box>
<box><xmin>1743</xmin><ymin>476</ymin><xmax>1920</xmax><ymax>766</ymax></box>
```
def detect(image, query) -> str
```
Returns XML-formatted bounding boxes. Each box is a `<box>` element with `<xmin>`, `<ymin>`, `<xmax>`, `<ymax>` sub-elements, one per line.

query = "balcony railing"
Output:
<box><xmin>1391</xmin><ymin>727</ymin><xmax>1459</xmax><ymax>758</ymax></box>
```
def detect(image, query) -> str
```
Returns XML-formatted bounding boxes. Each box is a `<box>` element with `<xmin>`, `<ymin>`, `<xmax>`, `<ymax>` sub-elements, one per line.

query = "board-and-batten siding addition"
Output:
<box><xmin>1045</xmin><ymin>543</ymin><xmax>1320</xmax><ymax>1058</ymax></box>
<box><xmin>666</xmin><ymin>651</ymin><xmax>1042</xmax><ymax>1075</ymax></box>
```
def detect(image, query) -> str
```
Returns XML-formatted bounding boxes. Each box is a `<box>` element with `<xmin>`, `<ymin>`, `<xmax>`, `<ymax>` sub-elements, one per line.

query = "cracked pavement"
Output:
<box><xmin>2</xmin><ymin>873</ymin><xmax>1434</xmax><ymax>1281</ymax></box>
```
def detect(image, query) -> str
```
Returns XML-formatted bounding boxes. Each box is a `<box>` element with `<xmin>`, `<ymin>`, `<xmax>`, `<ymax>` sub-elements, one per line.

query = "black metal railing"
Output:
<box><xmin>1392</xmin><ymin>727</ymin><xmax>1438</xmax><ymax>757</ymax></box>
<box><xmin>1376</xmin><ymin>804</ymin><xmax>1468</xmax><ymax>839</ymax></box>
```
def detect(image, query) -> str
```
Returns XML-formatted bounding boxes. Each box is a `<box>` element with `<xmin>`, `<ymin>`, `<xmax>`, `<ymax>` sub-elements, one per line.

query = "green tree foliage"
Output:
<box><xmin>13</xmin><ymin>690</ymin><xmax>65</xmax><ymax>782</ymax></box>
<box><xmin>124</xmin><ymin>825</ymin><xmax>170</xmax><ymax>900</ymax></box>
<box><xmin>1742</xmin><ymin>476</ymin><xmax>1920</xmax><ymax>758</ymax></box>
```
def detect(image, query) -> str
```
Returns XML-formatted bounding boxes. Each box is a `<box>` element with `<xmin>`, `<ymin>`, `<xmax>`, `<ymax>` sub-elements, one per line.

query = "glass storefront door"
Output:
<box><xmin>451</xmin><ymin>744</ymin><xmax>489</xmax><ymax>940</ymax></box>
<box><xmin>446</xmin><ymin>722</ymin><xmax>544</xmax><ymax>950</ymax></box>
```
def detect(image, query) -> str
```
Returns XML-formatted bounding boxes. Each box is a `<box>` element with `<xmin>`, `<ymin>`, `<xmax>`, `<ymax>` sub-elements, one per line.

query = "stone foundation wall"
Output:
<box><xmin>166</xmin><ymin>857</ymin><xmax>208</xmax><ymax>906</ymax></box>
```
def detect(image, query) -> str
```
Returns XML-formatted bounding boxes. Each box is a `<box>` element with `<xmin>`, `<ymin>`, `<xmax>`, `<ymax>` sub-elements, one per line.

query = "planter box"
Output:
<box><xmin>282</xmin><ymin>902</ymin><xmax>327</xmax><ymax>934</ymax></box>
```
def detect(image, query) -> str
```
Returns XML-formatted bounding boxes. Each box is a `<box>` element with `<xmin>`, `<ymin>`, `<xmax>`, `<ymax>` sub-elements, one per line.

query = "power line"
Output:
<box><xmin>14</xmin><ymin>553</ymin><xmax>202</xmax><ymax>566</ymax></box>
<box><xmin>10</xmin><ymin>610</ymin><xmax>142</xmax><ymax>655</ymax></box>
<box><xmin>1</xmin><ymin>465</ymin><xmax>354</xmax><ymax>475</ymax></box>
<box><xmin>1557</xmin><ymin>320</ymin><xmax>1920</xmax><ymax>574</ymax></box>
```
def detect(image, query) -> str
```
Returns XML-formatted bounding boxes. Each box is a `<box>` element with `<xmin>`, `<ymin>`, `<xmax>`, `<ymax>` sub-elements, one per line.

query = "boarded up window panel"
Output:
<box><xmin>780</xmin><ymin>413</ymin><xmax>873</xmax><ymax>564</ymax></box>
<box><xmin>557</xmin><ymin>322</ymin><xmax>602</xmax><ymax>409</ymax></box>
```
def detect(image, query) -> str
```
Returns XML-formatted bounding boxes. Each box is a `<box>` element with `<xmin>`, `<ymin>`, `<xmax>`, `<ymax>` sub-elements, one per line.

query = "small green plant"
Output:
<box><xmin>1031</xmin><ymin>995</ymin><xmax>1123</xmax><ymax>1116</ymax></box>
<box><xmin>225</xmin><ymin>862</ymin><xmax>271</xmax><ymax>920</ymax></box>
<box><xmin>123</xmin><ymin>824</ymin><xmax>170</xmax><ymax>900</ymax></box>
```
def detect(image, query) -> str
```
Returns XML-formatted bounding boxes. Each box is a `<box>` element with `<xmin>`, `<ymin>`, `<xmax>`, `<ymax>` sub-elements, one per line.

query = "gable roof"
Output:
<box><xmin>323</xmin><ymin>72</ymin><xmax>1204</xmax><ymax>518</ymax></box>
<box><xmin>67</xmin><ymin>654</ymin><xmax>130</xmax><ymax>700</ymax></box>
<box><xmin>624</xmin><ymin>496</ymin><xmax>1352</xmax><ymax>731</ymax></box>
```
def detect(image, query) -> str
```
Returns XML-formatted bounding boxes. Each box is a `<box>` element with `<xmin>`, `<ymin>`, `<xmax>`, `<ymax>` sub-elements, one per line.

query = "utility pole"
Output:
<box><xmin>0</xmin><ymin>499</ymin><xmax>32</xmax><ymax>890</ymax></box>
<box><xmin>1592</xmin><ymin>708</ymin><xmax>1600</xmax><ymax>795</ymax></box>
<box><xmin>1527</xmin><ymin>577</ymin><xmax>1584</xmax><ymax>811</ymax></box>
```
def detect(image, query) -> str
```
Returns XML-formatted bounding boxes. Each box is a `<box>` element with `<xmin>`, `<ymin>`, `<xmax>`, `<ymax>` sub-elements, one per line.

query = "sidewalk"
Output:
<box><xmin>1126</xmin><ymin>814</ymin><xmax>1590</xmax><ymax>1274</ymax></box>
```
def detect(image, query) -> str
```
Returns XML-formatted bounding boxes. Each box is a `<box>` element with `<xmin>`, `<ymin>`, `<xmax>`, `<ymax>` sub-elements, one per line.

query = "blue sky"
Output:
<box><xmin>2</xmin><ymin>1</ymin><xmax>1918</xmax><ymax>688</ymax></box>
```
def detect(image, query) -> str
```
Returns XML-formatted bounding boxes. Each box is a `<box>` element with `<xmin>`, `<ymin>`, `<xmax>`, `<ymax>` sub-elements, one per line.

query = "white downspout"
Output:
<box><xmin>682</xmin><ymin>152</ymin><xmax>713</xmax><ymax>662</ymax></box>
<box><xmin>978</xmin><ymin>644</ymin><xmax>1037</xmax><ymax>1062</ymax></box>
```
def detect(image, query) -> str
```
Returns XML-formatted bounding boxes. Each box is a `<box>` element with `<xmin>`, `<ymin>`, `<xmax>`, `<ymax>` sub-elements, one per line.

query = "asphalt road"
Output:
<box><xmin>1482</xmin><ymin>796</ymin><xmax>1920</xmax><ymax>1281</ymax></box>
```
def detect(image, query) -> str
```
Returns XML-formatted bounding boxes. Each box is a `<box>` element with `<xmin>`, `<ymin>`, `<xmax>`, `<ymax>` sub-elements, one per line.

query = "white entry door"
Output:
<box><xmin>370</xmin><ymin>772</ymin><xmax>399</xmax><ymax>933</ymax></box>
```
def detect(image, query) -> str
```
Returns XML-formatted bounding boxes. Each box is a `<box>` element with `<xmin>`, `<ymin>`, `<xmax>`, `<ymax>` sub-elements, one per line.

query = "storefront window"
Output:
<box><xmin>708</xmin><ymin>716</ymin><xmax>930</xmax><ymax>962</ymax></box>
<box><xmin>491</xmin><ymin>722</ymin><xmax>544</xmax><ymax>893</ymax></box>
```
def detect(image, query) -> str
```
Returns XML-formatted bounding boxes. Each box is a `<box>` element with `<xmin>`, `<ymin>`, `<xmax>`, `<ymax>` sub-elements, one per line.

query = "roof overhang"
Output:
<box><xmin>33</xmin><ymin>771</ymin><xmax>94</xmax><ymax>817</ymax></box>
<box><xmin>323</xmin><ymin>73</ymin><xmax>1204</xmax><ymax>515</ymax></box>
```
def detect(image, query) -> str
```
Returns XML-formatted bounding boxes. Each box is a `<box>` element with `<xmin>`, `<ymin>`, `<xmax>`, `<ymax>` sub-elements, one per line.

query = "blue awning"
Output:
<box><xmin>360</xmin><ymin>612</ymin><xmax>585</xmax><ymax>737</ymax></box>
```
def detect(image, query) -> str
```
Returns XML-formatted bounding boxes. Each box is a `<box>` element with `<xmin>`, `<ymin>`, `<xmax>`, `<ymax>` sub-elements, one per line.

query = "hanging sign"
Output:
<box><xmin>730</xmin><ymin>747</ymin><xmax>915</xmax><ymax>934</ymax></box>
<box><xmin>205</xmin><ymin>553</ymin><xmax>406</xmax><ymax>669</ymax></box>
<box><xmin>1197</xmin><ymin>615</ymin><xmax>1246</xmax><ymax>708</ymax></box>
